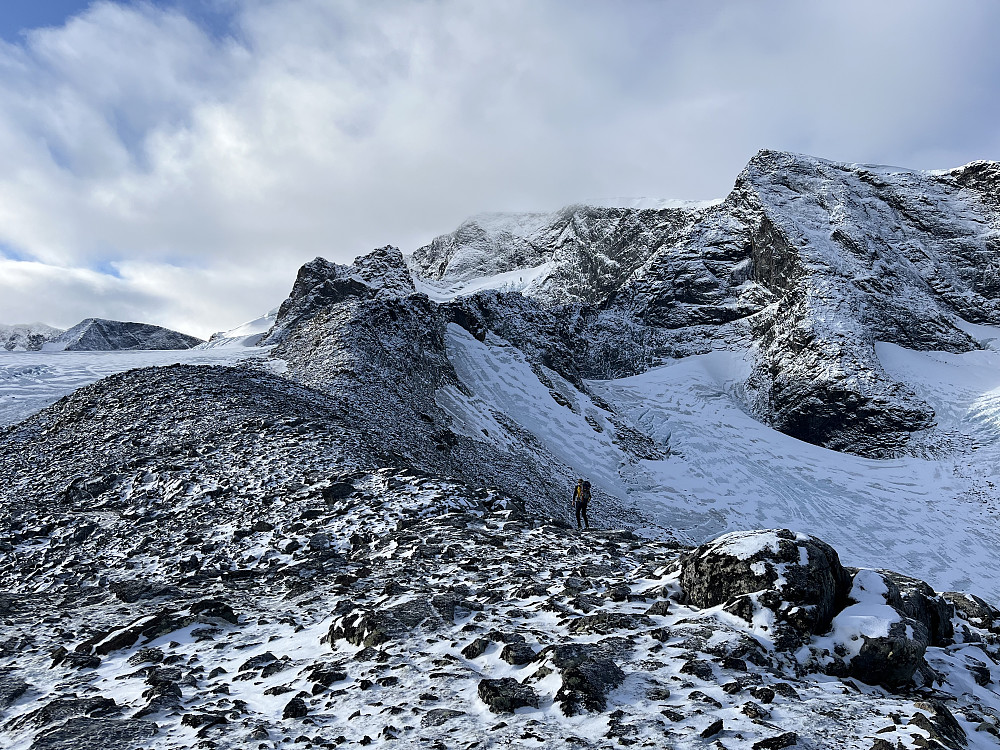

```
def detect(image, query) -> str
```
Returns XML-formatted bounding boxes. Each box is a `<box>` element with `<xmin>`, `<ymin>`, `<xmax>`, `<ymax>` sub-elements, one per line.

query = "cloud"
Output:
<box><xmin>1</xmin><ymin>0</ymin><xmax>999</xmax><ymax>337</ymax></box>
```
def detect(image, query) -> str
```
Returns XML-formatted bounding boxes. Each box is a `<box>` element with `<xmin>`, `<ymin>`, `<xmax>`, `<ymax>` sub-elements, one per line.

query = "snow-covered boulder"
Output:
<box><xmin>681</xmin><ymin>531</ymin><xmax>950</xmax><ymax>690</ymax></box>
<box><xmin>679</xmin><ymin>529</ymin><xmax>850</xmax><ymax>650</ymax></box>
<box><xmin>808</xmin><ymin>570</ymin><xmax>930</xmax><ymax>690</ymax></box>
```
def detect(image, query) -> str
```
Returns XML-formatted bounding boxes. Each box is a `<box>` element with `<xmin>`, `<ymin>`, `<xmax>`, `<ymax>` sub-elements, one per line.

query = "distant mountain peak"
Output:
<box><xmin>45</xmin><ymin>318</ymin><xmax>203</xmax><ymax>351</ymax></box>
<box><xmin>0</xmin><ymin>321</ymin><xmax>63</xmax><ymax>351</ymax></box>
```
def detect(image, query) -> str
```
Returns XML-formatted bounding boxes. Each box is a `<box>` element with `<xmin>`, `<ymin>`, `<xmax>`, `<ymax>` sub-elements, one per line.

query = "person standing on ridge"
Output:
<box><xmin>572</xmin><ymin>479</ymin><xmax>591</xmax><ymax>530</ymax></box>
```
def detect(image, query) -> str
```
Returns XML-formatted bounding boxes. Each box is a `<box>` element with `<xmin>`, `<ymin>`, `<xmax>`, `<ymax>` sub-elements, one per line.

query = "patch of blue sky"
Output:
<box><xmin>0</xmin><ymin>0</ymin><xmax>94</xmax><ymax>42</ymax></box>
<box><xmin>0</xmin><ymin>0</ymin><xmax>238</xmax><ymax>45</ymax></box>
<box><xmin>92</xmin><ymin>260</ymin><xmax>123</xmax><ymax>278</ymax></box>
<box><xmin>0</xmin><ymin>243</ymin><xmax>32</xmax><ymax>262</ymax></box>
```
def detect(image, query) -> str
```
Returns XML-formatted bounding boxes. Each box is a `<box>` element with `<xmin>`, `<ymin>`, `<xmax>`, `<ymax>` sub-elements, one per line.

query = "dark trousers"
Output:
<box><xmin>575</xmin><ymin>501</ymin><xmax>589</xmax><ymax>529</ymax></box>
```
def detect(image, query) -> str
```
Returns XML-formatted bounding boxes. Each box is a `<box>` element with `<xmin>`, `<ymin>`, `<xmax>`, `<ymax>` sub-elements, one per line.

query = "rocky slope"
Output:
<box><xmin>0</xmin><ymin>323</ymin><xmax>63</xmax><ymax>352</ymax></box>
<box><xmin>2</xmin><ymin>379</ymin><xmax>999</xmax><ymax>749</ymax></box>
<box><xmin>47</xmin><ymin>318</ymin><xmax>203</xmax><ymax>351</ymax></box>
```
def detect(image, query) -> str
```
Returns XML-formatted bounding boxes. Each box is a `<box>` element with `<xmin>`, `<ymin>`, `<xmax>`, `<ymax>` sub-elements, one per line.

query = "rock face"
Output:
<box><xmin>47</xmin><ymin>318</ymin><xmax>202</xmax><ymax>351</ymax></box>
<box><xmin>412</xmin><ymin>205</ymin><xmax>705</xmax><ymax>308</ymax></box>
<box><xmin>254</xmin><ymin>246</ymin><xmax>649</xmax><ymax>525</ymax></box>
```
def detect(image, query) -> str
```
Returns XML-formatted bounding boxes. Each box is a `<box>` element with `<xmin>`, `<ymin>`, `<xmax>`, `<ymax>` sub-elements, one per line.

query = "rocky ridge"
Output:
<box><xmin>2</xmin><ymin>435</ymin><xmax>1000</xmax><ymax>749</ymax></box>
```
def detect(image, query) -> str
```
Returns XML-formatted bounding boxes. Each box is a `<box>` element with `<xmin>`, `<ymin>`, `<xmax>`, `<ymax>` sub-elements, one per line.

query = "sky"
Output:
<box><xmin>1</xmin><ymin>0</ymin><xmax>999</xmax><ymax>339</ymax></box>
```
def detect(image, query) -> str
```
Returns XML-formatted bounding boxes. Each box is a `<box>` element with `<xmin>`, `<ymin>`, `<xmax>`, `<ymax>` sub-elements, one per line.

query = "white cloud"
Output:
<box><xmin>1</xmin><ymin>0</ymin><xmax>998</xmax><ymax>337</ymax></box>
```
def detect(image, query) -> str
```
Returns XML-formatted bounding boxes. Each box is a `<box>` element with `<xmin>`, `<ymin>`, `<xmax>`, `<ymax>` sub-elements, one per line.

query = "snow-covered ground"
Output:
<box><xmin>197</xmin><ymin>308</ymin><xmax>279</xmax><ymax>348</ymax></box>
<box><xmin>442</xmin><ymin>323</ymin><xmax>1000</xmax><ymax>603</ymax></box>
<box><xmin>0</xmin><ymin>347</ymin><xmax>273</xmax><ymax>426</ymax></box>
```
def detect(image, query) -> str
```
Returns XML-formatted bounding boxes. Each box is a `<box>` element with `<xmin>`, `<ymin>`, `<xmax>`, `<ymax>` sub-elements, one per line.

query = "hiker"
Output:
<box><xmin>571</xmin><ymin>479</ymin><xmax>591</xmax><ymax>529</ymax></box>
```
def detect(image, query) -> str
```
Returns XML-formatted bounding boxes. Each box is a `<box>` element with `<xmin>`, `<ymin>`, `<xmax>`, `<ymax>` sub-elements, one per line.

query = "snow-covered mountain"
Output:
<box><xmin>412</xmin><ymin>151</ymin><xmax>1000</xmax><ymax>458</ymax></box>
<box><xmin>0</xmin><ymin>322</ymin><xmax>63</xmax><ymax>351</ymax></box>
<box><xmin>45</xmin><ymin>318</ymin><xmax>204</xmax><ymax>351</ymax></box>
<box><xmin>3</xmin><ymin>150</ymin><xmax>1000</xmax><ymax>749</ymax></box>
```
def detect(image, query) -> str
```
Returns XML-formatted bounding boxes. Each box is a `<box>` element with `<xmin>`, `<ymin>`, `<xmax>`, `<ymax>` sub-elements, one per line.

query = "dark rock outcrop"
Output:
<box><xmin>477</xmin><ymin>678</ymin><xmax>540</xmax><ymax>714</ymax></box>
<box><xmin>880</xmin><ymin>570</ymin><xmax>955</xmax><ymax>646</ymax></box>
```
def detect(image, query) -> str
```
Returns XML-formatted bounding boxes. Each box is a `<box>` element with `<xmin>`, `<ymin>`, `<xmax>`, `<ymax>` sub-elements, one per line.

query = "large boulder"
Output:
<box><xmin>542</xmin><ymin>643</ymin><xmax>625</xmax><ymax>715</ymax></box>
<box><xmin>477</xmin><ymin>678</ymin><xmax>539</xmax><ymax>714</ymax></box>
<box><xmin>679</xmin><ymin>529</ymin><xmax>850</xmax><ymax>649</ymax></box>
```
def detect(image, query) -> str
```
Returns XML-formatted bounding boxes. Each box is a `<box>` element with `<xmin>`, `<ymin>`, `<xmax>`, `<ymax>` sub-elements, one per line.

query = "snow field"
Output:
<box><xmin>439</xmin><ymin>321</ymin><xmax>1000</xmax><ymax>602</ymax></box>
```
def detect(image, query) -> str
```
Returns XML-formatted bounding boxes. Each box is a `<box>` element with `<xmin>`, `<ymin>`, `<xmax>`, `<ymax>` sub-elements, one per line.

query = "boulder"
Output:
<box><xmin>543</xmin><ymin>643</ymin><xmax>626</xmax><ymax>715</ymax></box>
<box><xmin>680</xmin><ymin>529</ymin><xmax>850</xmax><ymax>649</ymax></box>
<box><xmin>282</xmin><ymin>697</ymin><xmax>309</xmax><ymax>719</ymax></box>
<box><xmin>477</xmin><ymin>678</ymin><xmax>539</xmax><ymax>713</ymax></box>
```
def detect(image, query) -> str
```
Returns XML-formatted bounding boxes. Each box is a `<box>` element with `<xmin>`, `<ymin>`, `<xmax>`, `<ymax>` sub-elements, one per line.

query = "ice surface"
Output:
<box><xmin>435</xmin><ymin>318</ymin><xmax>1000</xmax><ymax>599</ymax></box>
<box><xmin>590</xmin><ymin>349</ymin><xmax>1000</xmax><ymax>600</ymax></box>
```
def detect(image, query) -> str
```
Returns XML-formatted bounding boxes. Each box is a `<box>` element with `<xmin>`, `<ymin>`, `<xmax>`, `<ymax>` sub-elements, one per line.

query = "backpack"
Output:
<box><xmin>580</xmin><ymin>481</ymin><xmax>591</xmax><ymax>503</ymax></box>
